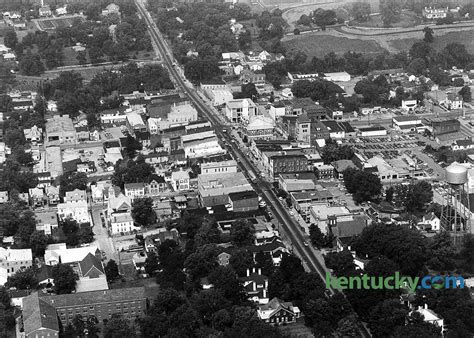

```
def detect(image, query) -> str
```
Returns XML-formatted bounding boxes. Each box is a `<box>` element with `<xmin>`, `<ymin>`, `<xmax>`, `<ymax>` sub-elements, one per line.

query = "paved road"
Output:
<box><xmin>137</xmin><ymin>2</ymin><xmax>371</xmax><ymax>335</ymax></box>
<box><xmin>90</xmin><ymin>204</ymin><xmax>118</xmax><ymax>263</ymax></box>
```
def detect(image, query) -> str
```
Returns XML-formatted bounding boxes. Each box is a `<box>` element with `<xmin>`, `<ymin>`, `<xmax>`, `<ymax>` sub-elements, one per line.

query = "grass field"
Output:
<box><xmin>388</xmin><ymin>30</ymin><xmax>474</xmax><ymax>54</ymax></box>
<box><xmin>283</xmin><ymin>34</ymin><xmax>385</xmax><ymax>58</ymax></box>
<box><xmin>352</xmin><ymin>11</ymin><xmax>420</xmax><ymax>28</ymax></box>
<box><xmin>36</xmin><ymin>16</ymin><xmax>84</xmax><ymax>31</ymax></box>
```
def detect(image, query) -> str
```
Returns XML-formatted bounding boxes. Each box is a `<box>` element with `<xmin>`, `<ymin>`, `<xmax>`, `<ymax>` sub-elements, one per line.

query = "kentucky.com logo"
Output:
<box><xmin>326</xmin><ymin>272</ymin><xmax>465</xmax><ymax>293</ymax></box>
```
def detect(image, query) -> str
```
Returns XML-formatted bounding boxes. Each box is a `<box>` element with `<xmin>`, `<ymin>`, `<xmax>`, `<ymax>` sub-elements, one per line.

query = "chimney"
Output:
<box><xmin>424</xmin><ymin>304</ymin><xmax>428</xmax><ymax>310</ymax></box>
<box><xmin>258</xmin><ymin>268</ymin><xmax>261</xmax><ymax>275</ymax></box>
<box><xmin>253</xmin><ymin>282</ymin><xmax>256</xmax><ymax>291</ymax></box>
<box><xmin>263</xmin><ymin>289</ymin><xmax>267</xmax><ymax>299</ymax></box>
<box><xmin>246</xmin><ymin>268</ymin><xmax>250</xmax><ymax>277</ymax></box>
<box><xmin>252</xmin><ymin>267</ymin><xmax>256</xmax><ymax>274</ymax></box>
<box><xmin>264</xmin><ymin>279</ymin><xmax>268</xmax><ymax>289</ymax></box>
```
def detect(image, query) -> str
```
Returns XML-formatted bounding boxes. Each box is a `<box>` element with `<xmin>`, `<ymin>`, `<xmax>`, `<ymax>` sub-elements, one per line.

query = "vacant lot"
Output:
<box><xmin>282</xmin><ymin>33</ymin><xmax>385</xmax><ymax>57</ymax></box>
<box><xmin>389</xmin><ymin>30</ymin><xmax>474</xmax><ymax>54</ymax></box>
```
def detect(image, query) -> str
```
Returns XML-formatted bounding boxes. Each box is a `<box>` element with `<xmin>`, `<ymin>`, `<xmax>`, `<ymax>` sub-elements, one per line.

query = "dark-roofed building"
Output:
<box><xmin>23</xmin><ymin>293</ymin><xmax>60</xmax><ymax>338</ymax></box>
<box><xmin>79</xmin><ymin>253</ymin><xmax>105</xmax><ymax>278</ymax></box>
<box><xmin>321</xmin><ymin>120</ymin><xmax>355</xmax><ymax>139</ymax></box>
<box><xmin>257</xmin><ymin>297</ymin><xmax>300</xmax><ymax>325</ymax></box>
<box><xmin>329</xmin><ymin>215</ymin><xmax>370</xmax><ymax>251</ymax></box>
<box><xmin>332</xmin><ymin>159</ymin><xmax>357</xmax><ymax>179</ymax></box>
<box><xmin>62</xmin><ymin>158</ymin><xmax>82</xmax><ymax>173</ymax></box>
<box><xmin>23</xmin><ymin>287</ymin><xmax>147</xmax><ymax>329</ymax></box>
<box><xmin>358</xmin><ymin>125</ymin><xmax>387</xmax><ymax>137</ymax></box>
<box><xmin>291</xmin><ymin>190</ymin><xmax>334</xmax><ymax>214</ymax></box>
<box><xmin>228</xmin><ymin>190</ymin><xmax>259</xmax><ymax>212</ymax></box>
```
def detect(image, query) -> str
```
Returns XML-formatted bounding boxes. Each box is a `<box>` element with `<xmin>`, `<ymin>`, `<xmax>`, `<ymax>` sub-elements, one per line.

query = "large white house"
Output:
<box><xmin>225</xmin><ymin>99</ymin><xmax>257</xmax><ymax>123</ymax></box>
<box><xmin>0</xmin><ymin>248</ymin><xmax>33</xmax><ymax>285</ymax></box>
<box><xmin>57</xmin><ymin>200</ymin><xmax>90</xmax><ymax>224</ymax></box>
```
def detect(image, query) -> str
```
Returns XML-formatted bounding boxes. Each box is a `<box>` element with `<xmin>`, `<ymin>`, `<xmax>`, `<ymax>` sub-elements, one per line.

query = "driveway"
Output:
<box><xmin>90</xmin><ymin>204</ymin><xmax>118</xmax><ymax>263</ymax></box>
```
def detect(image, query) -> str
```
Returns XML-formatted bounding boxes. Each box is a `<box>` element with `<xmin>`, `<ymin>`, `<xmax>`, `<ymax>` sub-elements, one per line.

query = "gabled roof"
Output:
<box><xmin>23</xmin><ymin>293</ymin><xmax>59</xmax><ymax>335</ymax></box>
<box><xmin>79</xmin><ymin>253</ymin><xmax>104</xmax><ymax>277</ymax></box>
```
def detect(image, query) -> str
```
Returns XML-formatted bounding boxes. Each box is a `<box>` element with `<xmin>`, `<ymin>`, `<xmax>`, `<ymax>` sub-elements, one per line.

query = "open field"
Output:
<box><xmin>35</xmin><ymin>15</ymin><xmax>84</xmax><ymax>31</ymax></box>
<box><xmin>282</xmin><ymin>33</ymin><xmax>385</xmax><ymax>57</ymax></box>
<box><xmin>352</xmin><ymin>11</ymin><xmax>420</xmax><ymax>28</ymax></box>
<box><xmin>388</xmin><ymin>30</ymin><xmax>474</xmax><ymax>55</ymax></box>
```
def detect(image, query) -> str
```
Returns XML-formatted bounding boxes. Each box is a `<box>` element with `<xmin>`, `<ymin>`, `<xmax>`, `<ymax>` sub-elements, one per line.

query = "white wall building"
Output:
<box><xmin>57</xmin><ymin>201</ymin><xmax>90</xmax><ymax>224</ymax></box>
<box><xmin>0</xmin><ymin>248</ymin><xmax>33</xmax><ymax>285</ymax></box>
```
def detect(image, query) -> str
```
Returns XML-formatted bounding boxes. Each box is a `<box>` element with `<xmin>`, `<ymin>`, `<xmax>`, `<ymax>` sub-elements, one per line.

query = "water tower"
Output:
<box><xmin>440</xmin><ymin>162</ymin><xmax>471</xmax><ymax>245</ymax></box>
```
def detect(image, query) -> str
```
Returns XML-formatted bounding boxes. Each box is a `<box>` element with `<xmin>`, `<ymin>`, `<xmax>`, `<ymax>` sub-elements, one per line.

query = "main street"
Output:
<box><xmin>136</xmin><ymin>1</ymin><xmax>370</xmax><ymax>335</ymax></box>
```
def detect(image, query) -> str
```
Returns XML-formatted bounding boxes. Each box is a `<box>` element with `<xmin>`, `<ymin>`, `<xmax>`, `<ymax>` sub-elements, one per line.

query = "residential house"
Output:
<box><xmin>29</xmin><ymin>187</ymin><xmax>45</xmax><ymax>207</ymax></box>
<box><xmin>239</xmin><ymin>267</ymin><xmax>269</xmax><ymax>304</ymax></box>
<box><xmin>145</xmin><ymin>175</ymin><xmax>167</xmax><ymax>195</ymax></box>
<box><xmin>102</xmin><ymin>3</ymin><xmax>121</xmax><ymax>16</ymax></box>
<box><xmin>35</xmin><ymin>210</ymin><xmax>58</xmax><ymax>236</ymax></box>
<box><xmin>217</xmin><ymin>250</ymin><xmax>232</xmax><ymax>266</ymax></box>
<box><xmin>401</xmin><ymin>98</ymin><xmax>417</xmax><ymax>111</ymax></box>
<box><xmin>39</xmin><ymin>5</ymin><xmax>52</xmax><ymax>17</ymax></box>
<box><xmin>257</xmin><ymin>298</ymin><xmax>301</xmax><ymax>325</ymax></box>
<box><xmin>75</xmin><ymin>126</ymin><xmax>90</xmax><ymax>142</ymax></box>
<box><xmin>46</xmin><ymin>186</ymin><xmax>60</xmax><ymax>206</ymax></box>
<box><xmin>22</xmin><ymin>287</ymin><xmax>146</xmax><ymax>334</ymax></box>
<box><xmin>417</xmin><ymin>212</ymin><xmax>441</xmax><ymax>232</ymax></box>
<box><xmin>411</xmin><ymin>305</ymin><xmax>445</xmax><ymax>334</ymax></box>
<box><xmin>76</xmin><ymin>253</ymin><xmax>108</xmax><ymax>293</ymax></box>
<box><xmin>57</xmin><ymin>200</ymin><xmax>89</xmax><ymax>224</ymax></box>
<box><xmin>64</xmin><ymin>189</ymin><xmax>87</xmax><ymax>203</ymax></box>
<box><xmin>171</xmin><ymin>169</ymin><xmax>190</xmax><ymax>191</ymax></box>
<box><xmin>107</xmin><ymin>187</ymin><xmax>138</xmax><ymax>235</ymax></box>
<box><xmin>124</xmin><ymin>183</ymin><xmax>146</xmax><ymax>200</ymax></box>
<box><xmin>154</xmin><ymin>200</ymin><xmax>172</xmax><ymax>220</ymax></box>
<box><xmin>442</xmin><ymin>93</ymin><xmax>463</xmax><ymax>110</ymax></box>
<box><xmin>248</xmin><ymin>241</ymin><xmax>288</xmax><ymax>266</ymax></box>
<box><xmin>90</xmin><ymin>182</ymin><xmax>110</xmax><ymax>203</ymax></box>
<box><xmin>423</xmin><ymin>7</ymin><xmax>448</xmax><ymax>19</ymax></box>
<box><xmin>0</xmin><ymin>248</ymin><xmax>33</xmax><ymax>285</ymax></box>
<box><xmin>0</xmin><ymin>142</ymin><xmax>11</xmax><ymax>163</ymax></box>
<box><xmin>9</xmin><ymin>289</ymin><xmax>29</xmax><ymax>309</ymax></box>
<box><xmin>44</xmin><ymin>243</ymin><xmax>100</xmax><ymax>266</ymax></box>
<box><xmin>24</xmin><ymin>125</ymin><xmax>43</xmax><ymax>144</ymax></box>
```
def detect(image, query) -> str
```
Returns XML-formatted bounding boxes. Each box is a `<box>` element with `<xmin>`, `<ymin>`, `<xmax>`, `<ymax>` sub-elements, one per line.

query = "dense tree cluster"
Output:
<box><xmin>343</xmin><ymin>168</ymin><xmax>382</xmax><ymax>203</ymax></box>
<box><xmin>320</xmin><ymin>139</ymin><xmax>354</xmax><ymax>164</ymax></box>
<box><xmin>52</xmin><ymin>263</ymin><xmax>77</xmax><ymax>294</ymax></box>
<box><xmin>131</xmin><ymin>197</ymin><xmax>157</xmax><ymax>227</ymax></box>
<box><xmin>387</xmin><ymin>181</ymin><xmax>433</xmax><ymax>213</ymax></box>
<box><xmin>111</xmin><ymin>155</ymin><xmax>157</xmax><ymax>189</ymax></box>
<box><xmin>292</xmin><ymin>79</ymin><xmax>344</xmax><ymax>106</ymax></box>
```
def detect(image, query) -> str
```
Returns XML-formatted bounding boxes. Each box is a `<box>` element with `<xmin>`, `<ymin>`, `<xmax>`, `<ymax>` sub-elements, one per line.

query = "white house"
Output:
<box><xmin>417</xmin><ymin>212</ymin><xmax>441</xmax><ymax>232</ymax></box>
<box><xmin>412</xmin><ymin>305</ymin><xmax>445</xmax><ymax>334</ymax></box>
<box><xmin>171</xmin><ymin>169</ymin><xmax>190</xmax><ymax>191</ymax></box>
<box><xmin>401</xmin><ymin>98</ymin><xmax>418</xmax><ymax>111</ymax></box>
<box><xmin>57</xmin><ymin>201</ymin><xmax>90</xmax><ymax>224</ymax></box>
<box><xmin>423</xmin><ymin>7</ymin><xmax>448</xmax><ymax>19</ymax></box>
<box><xmin>442</xmin><ymin>94</ymin><xmax>463</xmax><ymax>110</ymax></box>
<box><xmin>0</xmin><ymin>248</ymin><xmax>33</xmax><ymax>286</ymax></box>
<box><xmin>452</xmin><ymin>139</ymin><xmax>474</xmax><ymax>151</ymax></box>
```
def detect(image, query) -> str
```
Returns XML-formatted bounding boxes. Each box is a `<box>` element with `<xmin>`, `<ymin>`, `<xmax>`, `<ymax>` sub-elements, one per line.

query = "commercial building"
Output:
<box><xmin>57</xmin><ymin>200</ymin><xmax>89</xmax><ymax>224</ymax></box>
<box><xmin>357</xmin><ymin>125</ymin><xmax>387</xmax><ymax>137</ymax></box>
<box><xmin>205</xmin><ymin>88</ymin><xmax>233</xmax><ymax>106</ymax></box>
<box><xmin>430</xmin><ymin>118</ymin><xmax>460</xmax><ymax>136</ymax></box>
<box><xmin>278</xmin><ymin>172</ymin><xmax>318</xmax><ymax>193</ymax></box>
<box><xmin>225</xmin><ymin>99</ymin><xmax>257</xmax><ymax>123</ymax></box>
<box><xmin>246</xmin><ymin>115</ymin><xmax>275</xmax><ymax>140</ymax></box>
<box><xmin>168</xmin><ymin>102</ymin><xmax>198</xmax><ymax>124</ymax></box>
<box><xmin>200</xmin><ymin>156</ymin><xmax>238</xmax><ymax>175</ymax></box>
<box><xmin>228</xmin><ymin>190</ymin><xmax>259</xmax><ymax>212</ymax></box>
<box><xmin>45</xmin><ymin>116</ymin><xmax>76</xmax><ymax>145</ymax></box>
<box><xmin>198</xmin><ymin>172</ymin><xmax>253</xmax><ymax>207</ymax></box>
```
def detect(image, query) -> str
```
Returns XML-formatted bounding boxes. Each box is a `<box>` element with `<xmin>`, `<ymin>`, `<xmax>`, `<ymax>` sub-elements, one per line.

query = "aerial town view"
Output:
<box><xmin>0</xmin><ymin>0</ymin><xmax>474</xmax><ymax>336</ymax></box>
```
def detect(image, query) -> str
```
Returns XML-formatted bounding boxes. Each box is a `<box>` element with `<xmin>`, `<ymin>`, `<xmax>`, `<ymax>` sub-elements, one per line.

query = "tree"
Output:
<box><xmin>229</xmin><ymin>248</ymin><xmax>253</xmax><ymax>277</ymax></box>
<box><xmin>184</xmin><ymin>244</ymin><xmax>218</xmax><ymax>281</ymax></box>
<box><xmin>76</xmin><ymin>51</ymin><xmax>87</xmax><ymax>65</ymax></box>
<box><xmin>368</xmin><ymin>299</ymin><xmax>409</xmax><ymax>337</ymax></box>
<box><xmin>131</xmin><ymin>197</ymin><xmax>156</xmax><ymax>227</ymax></box>
<box><xmin>336</xmin><ymin>315</ymin><xmax>359</xmax><ymax>337</ymax></box>
<box><xmin>144</xmin><ymin>251</ymin><xmax>159</xmax><ymax>275</ymax></box>
<box><xmin>353</xmin><ymin>223</ymin><xmax>428</xmax><ymax>276</ymax></box>
<box><xmin>297</xmin><ymin>14</ymin><xmax>312</xmax><ymax>26</ymax></box>
<box><xmin>352</xmin><ymin>2</ymin><xmax>371</xmax><ymax>22</ymax></box>
<box><xmin>104</xmin><ymin>314</ymin><xmax>134</xmax><ymax>338</ymax></box>
<box><xmin>105</xmin><ymin>260</ymin><xmax>120</xmax><ymax>282</ymax></box>
<box><xmin>19</xmin><ymin>52</ymin><xmax>45</xmax><ymax>76</ymax></box>
<box><xmin>208</xmin><ymin>266</ymin><xmax>246</xmax><ymax>305</ymax></box>
<box><xmin>4</xmin><ymin>29</ymin><xmax>18</xmax><ymax>49</ymax></box>
<box><xmin>309</xmin><ymin>224</ymin><xmax>326</xmax><ymax>249</ymax></box>
<box><xmin>459</xmin><ymin>85</ymin><xmax>472</xmax><ymax>102</ymax></box>
<box><xmin>5</xmin><ymin>267</ymin><xmax>38</xmax><ymax>290</ymax></box>
<box><xmin>52</xmin><ymin>263</ymin><xmax>77</xmax><ymax>294</ymax></box>
<box><xmin>230</xmin><ymin>219</ymin><xmax>255</xmax><ymax>246</ymax></box>
<box><xmin>404</xmin><ymin>181</ymin><xmax>433</xmax><ymax>212</ymax></box>
<box><xmin>293</xmin><ymin>28</ymin><xmax>300</xmax><ymax>35</ymax></box>
<box><xmin>58</xmin><ymin>172</ymin><xmax>87</xmax><ymax>199</ymax></box>
<box><xmin>124</xmin><ymin>134</ymin><xmax>142</xmax><ymax>159</ymax></box>
<box><xmin>29</xmin><ymin>231</ymin><xmax>49</xmax><ymax>257</ymax></box>
<box><xmin>61</xmin><ymin>218</ymin><xmax>80</xmax><ymax>247</ymax></box>
<box><xmin>324</xmin><ymin>250</ymin><xmax>356</xmax><ymax>276</ymax></box>
<box><xmin>407</xmin><ymin>58</ymin><xmax>426</xmax><ymax>76</ymax></box>
<box><xmin>380</xmin><ymin>0</ymin><xmax>402</xmax><ymax>26</ymax></box>
<box><xmin>343</xmin><ymin>168</ymin><xmax>382</xmax><ymax>203</ymax></box>
<box><xmin>423</xmin><ymin>26</ymin><xmax>434</xmax><ymax>43</ymax></box>
<box><xmin>312</xmin><ymin>8</ymin><xmax>337</xmax><ymax>30</ymax></box>
<box><xmin>394</xmin><ymin>312</ymin><xmax>442</xmax><ymax>337</ymax></box>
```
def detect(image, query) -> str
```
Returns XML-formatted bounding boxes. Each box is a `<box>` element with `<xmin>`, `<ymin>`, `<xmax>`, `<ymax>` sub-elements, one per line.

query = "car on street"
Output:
<box><xmin>304</xmin><ymin>242</ymin><xmax>309</xmax><ymax>247</ymax></box>
<box><xmin>289</xmin><ymin>211</ymin><xmax>294</xmax><ymax>216</ymax></box>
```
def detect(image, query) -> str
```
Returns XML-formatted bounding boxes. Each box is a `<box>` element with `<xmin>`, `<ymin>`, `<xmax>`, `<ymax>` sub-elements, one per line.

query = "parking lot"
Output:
<box><xmin>342</xmin><ymin>135</ymin><xmax>426</xmax><ymax>159</ymax></box>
